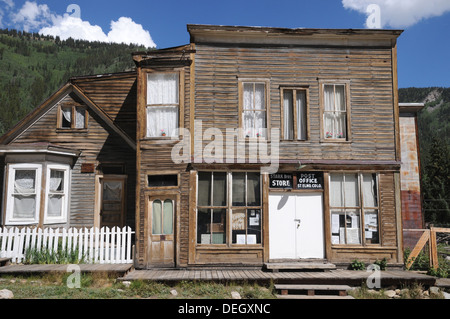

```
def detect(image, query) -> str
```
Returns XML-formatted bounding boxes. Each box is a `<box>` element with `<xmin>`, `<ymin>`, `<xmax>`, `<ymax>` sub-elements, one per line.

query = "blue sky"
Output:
<box><xmin>0</xmin><ymin>0</ymin><xmax>449</xmax><ymax>88</ymax></box>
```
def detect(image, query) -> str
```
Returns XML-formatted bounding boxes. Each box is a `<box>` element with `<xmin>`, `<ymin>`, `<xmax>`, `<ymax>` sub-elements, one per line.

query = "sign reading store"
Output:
<box><xmin>269</xmin><ymin>172</ymin><xmax>323</xmax><ymax>190</ymax></box>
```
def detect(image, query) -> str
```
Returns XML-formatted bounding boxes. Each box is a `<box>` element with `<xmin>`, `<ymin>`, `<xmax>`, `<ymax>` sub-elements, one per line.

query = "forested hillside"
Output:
<box><xmin>399</xmin><ymin>87</ymin><xmax>450</xmax><ymax>226</ymax></box>
<box><xmin>0</xmin><ymin>28</ymin><xmax>148</xmax><ymax>135</ymax></box>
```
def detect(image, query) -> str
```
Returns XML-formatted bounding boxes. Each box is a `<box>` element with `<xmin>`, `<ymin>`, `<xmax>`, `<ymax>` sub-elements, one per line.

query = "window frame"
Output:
<box><xmin>43</xmin><ymin>164</ymin><xmax>70</xmax><ymax>225</ymax></box>
<box><xmin>319</xmin><ymin>80</ymin><xmax>351</xmax><ymax>142</ymax></box>
<box><xmin>145</xmin><ymin>70</ymin><xmax>184</xmax><ymax>139</ymax></box>
<box><xmin>5</xmin><ymin>163</ymin><xmax>42</xmax><ymax>225</ymax></box>
<box><xmin>238</xmin><ymin>79</ymin><xmax>270</xmax><ymax>140</ymax></box>
<box><xmin>57</xmin><ymin>105</ymin><xmax>88</xmax><ymax>130</ymax></box>
<box><xmin>329</xmin><ymin>172</ymin><xmax>380</xmax><ymax>246</ymax></box>
<box><xmin>196</xmin><ymin>171</ymin><xmax>262</xmax><ymax>247</ymax></box>
<box><xmin>280</xmin><ymin>87</ymin><xmax>309</xmax><ymax>141</ymax></box>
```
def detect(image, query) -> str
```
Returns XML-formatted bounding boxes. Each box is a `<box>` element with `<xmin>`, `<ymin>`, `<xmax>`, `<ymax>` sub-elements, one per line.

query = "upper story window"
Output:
<box><xmin>146</xmin><ymin>72</ymin><xmax>179</xmax><ymax>138</ymax></box>
<box><xmin>321</xmin><ymin>83</ymin><xmax>350</xmax><ymax>141</ymax></box>
<box><xmin>281</xmin><ymin>88</ymin><xmax>308</xmax><ymax>140</ymax></box>
<box><xmin>59</xmin><ymin>105</ymin><xmax>87</xmax><ymax>129</ymax></box>
<box><xmin>240</xmin><ymin>81</ymin><xmax>268</xmax><ymax>138</ymax></box>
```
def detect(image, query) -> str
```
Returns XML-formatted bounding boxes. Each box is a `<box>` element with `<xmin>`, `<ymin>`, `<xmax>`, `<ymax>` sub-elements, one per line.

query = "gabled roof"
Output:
<box><xmin>0</xmin><ymin>80</ymin><xmax>136</xmax><ymax>150</ymax></box>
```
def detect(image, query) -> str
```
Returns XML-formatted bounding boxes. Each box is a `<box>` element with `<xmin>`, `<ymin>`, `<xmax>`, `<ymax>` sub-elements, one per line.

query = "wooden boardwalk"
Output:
<box><xmin>119</xmin><ymin>268</ymin><xmax>436</xmax><ymax>287</ymax></box>
<box><xmin>0</xmin><ymin>264</ymin><xmax>133</xmax><ymax>276</ymax></box>
<box><xmin>0</xmin><ymin>264</ymin><xmax>437</xmax><ymax>288</ymax></box>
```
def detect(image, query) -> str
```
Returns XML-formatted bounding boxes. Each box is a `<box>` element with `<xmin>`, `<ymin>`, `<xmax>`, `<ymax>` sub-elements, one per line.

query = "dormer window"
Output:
<box><xmin>59</xmin><ymin>105</ymin><xmax>87</xmax><ymax>129</ymax></box>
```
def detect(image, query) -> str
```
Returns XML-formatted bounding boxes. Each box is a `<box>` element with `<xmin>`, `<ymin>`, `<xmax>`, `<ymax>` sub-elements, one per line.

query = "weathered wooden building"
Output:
<box><xmin>1</xmin><ymin>24</ymin><xmax>422</xmax><ymax>270</ymax></box>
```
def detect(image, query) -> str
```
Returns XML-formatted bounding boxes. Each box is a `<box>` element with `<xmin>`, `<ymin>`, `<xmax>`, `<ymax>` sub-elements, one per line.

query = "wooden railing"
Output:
<box><xmin>404</xmin><ymin>227</ymin><xmax>450</xmax><ymax>270</ymax></box>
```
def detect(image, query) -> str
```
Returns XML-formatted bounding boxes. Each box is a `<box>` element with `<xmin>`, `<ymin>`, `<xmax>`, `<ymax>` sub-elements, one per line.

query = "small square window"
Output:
<box><xmin>148</xmin><ymin>174</ymin><xmax>178</xmax><ymax>187</ymax></box>
<box><xmin>59</xmin><ymin>105</ymin><xmax>87</xmax><ymax>129</ymax></box>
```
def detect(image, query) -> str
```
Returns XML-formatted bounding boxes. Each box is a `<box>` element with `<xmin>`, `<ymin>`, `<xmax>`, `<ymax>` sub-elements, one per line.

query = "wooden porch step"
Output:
<box><xmin>265</xmin><ymin>261</ymin><xmax>336</xmax><ymax>272</ymax></box>
<box><xmin>275</xmin><ymin>284</ymin><xmax>353</xmax><ymax>298</ymax></box>
<box><xmin>0</xmin><ymin>258</ymin><xmax>12</xmax><ymax>267</ymax></box>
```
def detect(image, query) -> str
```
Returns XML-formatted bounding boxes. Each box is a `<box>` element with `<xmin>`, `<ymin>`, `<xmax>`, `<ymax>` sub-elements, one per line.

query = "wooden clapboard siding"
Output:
<box><xmin>72</xmin><ymin>72</ymin><xmax>137</xmax><ymax>140</ymax></box>
<box><xmin>379</xmin><ymin>172</ymin><xmax>398</xmax><ymax>247</ymax></box>
<box><xmin>11</xmin><ymin>92</ymin><xmax>136</xmax><ymax>228</ymax></box>
<box><xmin>194</xmin><ymin>45</ymin><xmax>395</xmax><ymax>162</ymax></box>
<box><xmin>136</xmin><ymin>62</ymin><xmax>192</xmax><ymax>268</ymax></box>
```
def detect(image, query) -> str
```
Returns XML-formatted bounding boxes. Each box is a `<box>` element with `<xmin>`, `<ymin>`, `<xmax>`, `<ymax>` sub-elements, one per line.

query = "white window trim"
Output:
<box><xmin>5</xmin><ymin>163</ymin><xmax>42</xmax><ymax>225</ymax></box>
<box><xmin>43</xmin><ymin>164</ymin><xmax>70</xmax><ymax>225</ymax></box>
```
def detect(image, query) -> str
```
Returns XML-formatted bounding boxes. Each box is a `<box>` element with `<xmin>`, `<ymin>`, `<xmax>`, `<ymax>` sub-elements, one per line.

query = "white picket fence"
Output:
<box><xmin>0</xmin><ymin>226</ymin><xmax>134</xmax><ymax>264</ymax></box>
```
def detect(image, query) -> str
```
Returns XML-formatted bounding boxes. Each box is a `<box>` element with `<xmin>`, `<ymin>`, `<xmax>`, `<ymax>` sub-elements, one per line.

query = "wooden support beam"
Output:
<box><xmin>405</xmin><ymin>230</ymin><xmax>429</xmax><ymax>270</ymax></box>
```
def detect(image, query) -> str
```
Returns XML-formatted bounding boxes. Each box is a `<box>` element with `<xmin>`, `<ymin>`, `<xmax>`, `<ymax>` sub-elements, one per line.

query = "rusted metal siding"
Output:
<box><xmin>399</xmin><ymin>114</ymin><xmax>423</xmax><ymax>248</ymax></box>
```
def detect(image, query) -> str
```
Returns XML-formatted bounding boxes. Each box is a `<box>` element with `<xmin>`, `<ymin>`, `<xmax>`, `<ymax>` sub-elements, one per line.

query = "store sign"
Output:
<box><xmin>269</xmin><ymin>173</ymin><xmax>293</xmax><ymax>189</ymax></box>
<box><xmin>296</xmin><ymin>172</ymin><xmax>324</xmax><ymax>189</ymax></box>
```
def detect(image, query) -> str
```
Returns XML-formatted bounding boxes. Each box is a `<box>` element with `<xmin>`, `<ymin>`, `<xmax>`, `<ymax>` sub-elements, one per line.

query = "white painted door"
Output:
<box><xmin>269</xmin><ymin>193</ymin><xmax>324</xmax><ymax>259</ymax></box>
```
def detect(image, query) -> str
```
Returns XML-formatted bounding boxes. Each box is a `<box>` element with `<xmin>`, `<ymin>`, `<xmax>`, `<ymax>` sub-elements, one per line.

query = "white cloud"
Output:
<box><xmin>107</xmin><ymin>17</ymin><xmax>156</xmax><ymax>48</ymax></box>
<box><xmin>39</xmin><ymin>15</ymin><xmax>109</xmax><ymax>42</ymax></box>
<box><xmin>12</xmin><ymin>1</ymin><xmax>54</xmax><ymax>31</ymax></box>
<box><xmin>342</xmin><ymin>0</ymin><xmax>450</xmax><ymax>28</ymax></box>
<box><xmin>8</xmin><ymin>1</ymin><xmax>156</xmax><ymax>47</ymax></box>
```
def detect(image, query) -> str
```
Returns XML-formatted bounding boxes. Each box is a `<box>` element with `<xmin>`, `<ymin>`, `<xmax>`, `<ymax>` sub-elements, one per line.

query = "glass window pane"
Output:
<box><xmin>61</xmin><ymin>106</ymin><xmax>72</xmax><ymax>128</ymax></box>
<box><xmin>247</xmin><ymin>209</ymin><xmax>261</xmax><ymax>244</ymax></box>
<box><xmin>75</xmin><ymin>108</ymin><xmax>85</xmax><ymax>128</ymax></box>
<box><xmin>247</xmin><ymin>173</ymin><xmax>260</xmax><ymax>206</ymax></box>
<box><xmin>152</xmin><ymin>200</ymin><xmax>162</xmax><ymax>234</ymax></box>
<box><xmin>197</xmin><ymin>208</ymin><xmax>211</xmax><ymax>244</ymax></box>
<box><xmin>47</xmin><ymin>194</ymin><xmax>63</xmax><ymax>217</ymax></box>
<box><xmin>344</xmin><ymin>174</ymin><xmax>359</xmax><ymax>207</ymax></box>
<box><xmin>345</xmin><ymin>209</ymin><xmax>361</xmax><ymax>244</ymax></box>
<box><xmin>232</xmin><ymin>173</ymin><xmax>245</xmax><ymax>206</ymax></box>
<box><xmin>14</xmin><ymin>170</ymin><xmax>36</xmax><ymax>194</ymax></box>
<box><xmin>330</xmin><ymin>173</ymin><xmax>343</xmax><ymax>207</ymax></box>
<box><xmin>146</xmin><ymin>105</ymin><xmax>179</xmax><ymax>137</ymax></box>
<box><xmin>198</xmin><ymin>172</ymin><xmax>211</xmax><ymax>206</ymax></box>
<box><xmin>232</xmin><ymin>208</ymin><xmax>246</xmax><ymax>244</ymax></box>
<box><xmin>49</xmin><ymin>170</ymin><xmax>64</xmax><ymax>192</ymax></box>
<box><xmin>243</xmin><ymin>83</ymin><xmax>254</xmax><ymax>109</ymax></box>
<box><xmin>212</xmin><ymin>209</ymin><xmax>226</xmax><ymax>244</ymax></box>
<box><xmin>163</xmin><ymin>199</ymin><xmax>173</xmax><ymax>235</ymax></box>
<box><xmin>362</xmin><ymin>173</ymin><xmax>378</xmax><ymax>207</ymax></box>
<box><xmin>324</xmin><ymin>85</ymin><xmax>334</xmax><ymax>111</ymax></box>
<box><xmin>147</xmin><ymin>73</ymin><xmax>179</xmax><ymax>105</ymax></box>
<box><xmin>296</xmin><ymin>90</ymin><xmax>307</xmax><ymax>140</ymax></box>
<box><xmin>323</xmin><ymin>112</ymin><xmax>334</xmax><ymax>139</ymax></box>
<box><xmin>103</xmin><ymin>181</ymin><xmax>122</xmax><ymax>201</ymax></box>
<box><xmin>335</xmin><ymin>85</ymin><xmax>346</xmax><ymax>111</ymax></box>
<box><xmin>13</xmin><ymin>195</ymin><xmax>36</xmax><ymax>219</ymax></box>
<box><xmin>254</xmin><ymin>111</ymin><xmax>266</xmax><ymax>137</ymax></box>
<box><xmin>331</xmin><ymin>210</ymin><xmax>345</xmax><ymax>244</ymax></box>
<box><xmin>364</xmin><ymin>210</ymin><xmax>379</xmax><ymax>244</ymax></box>
<box><xmin>213</xmin><ymin>172</ymin><xmax>227</xmax><ymax>206</ymax></box>
<box><xmin>254</xmin><ymin>83</ymin><xmax>265</xmax><ymax>110</ymax></box>
<box><xmin>283</xmin><ymin>91</ymin><xmax>293</xmax><ymax>139</ymax></box>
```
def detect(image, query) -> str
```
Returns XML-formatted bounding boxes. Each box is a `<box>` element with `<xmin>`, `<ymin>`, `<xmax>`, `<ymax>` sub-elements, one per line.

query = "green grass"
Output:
<box><xmin>0</xmin><ymin>273</ymin><xmax>277</xmax><ymax>299</ymax></box>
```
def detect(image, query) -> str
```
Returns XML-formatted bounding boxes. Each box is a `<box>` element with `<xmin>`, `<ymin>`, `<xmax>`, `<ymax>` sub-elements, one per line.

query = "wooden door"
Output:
<box><xmin>269</xmin><ymin>193</ymin><xmax>324</xmax><ymax>259</ymax></box>
<box><xmin>100</xmin><ymin>177</ymin><xmax>126</xmax><ymax>228</ymax></box>
<box><xmin>148</xmin><ymin>195</ymin><xmax>175</xmax><ymax>267</ymax></box>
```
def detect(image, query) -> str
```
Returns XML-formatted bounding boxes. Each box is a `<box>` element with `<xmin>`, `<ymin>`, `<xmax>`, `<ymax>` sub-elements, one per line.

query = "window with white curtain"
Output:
<box><xmin>5</xmin><ymin>163</ymin><xmax>71</xmax><ymax>225</ymax></box>
<box><xmin>323</xmin><ymin>84</ymin><xmax>348</xmax><ymax>140</ymax></box>
<box><xmin>5</xmin><ymin>164</ymin><xmax>42</xmax><ymax>225</ymax></box>
<box><xmin>282</xmin><ymin>88</ymin><xmax>307</xmax><ymax>140</ymax></box>
<box><xmin>44</xmin><ymin>164</ymin><xmax>70</xmax><ymax>224</ymax></box>
<box><xmin>146</xmin><ymin>73</ymin><xmax>179</xmax><ymax>138</ymax></box>
<box><xmin>241</xmin><ymin>82</ymin><xmax>267</xmax><ymax>138</ymax></box>
<box><xmin>329</xmin><ymin>172</ymin><xmax>379</xmax><ymax>245</ymax></box>
<box><xmin>60</xmin><ymin>106</ymin><xmax>87</xmax><ymax>129</ymax></box>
